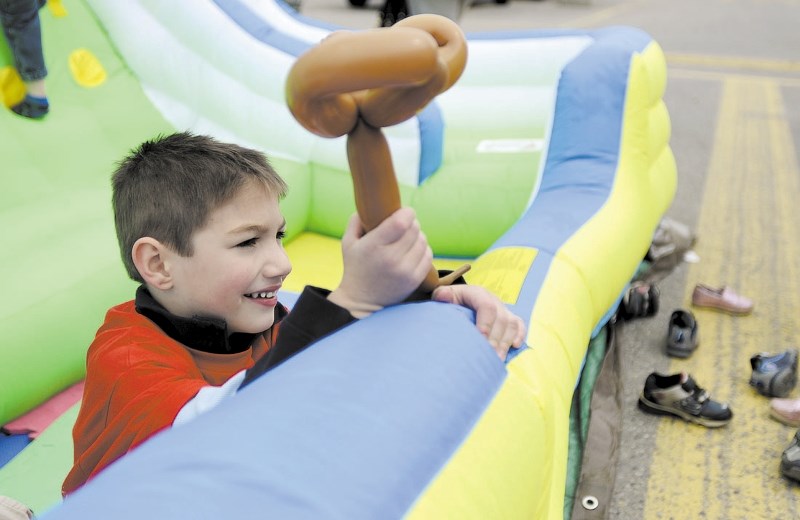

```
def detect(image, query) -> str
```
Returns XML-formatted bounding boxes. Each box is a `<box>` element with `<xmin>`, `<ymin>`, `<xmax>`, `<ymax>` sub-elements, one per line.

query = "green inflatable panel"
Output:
<box><xmin>0</xmin><ymin>1</ymin><xmax>173</xmax><ymax>426</ymax></box>
<box><xmin>0</xmin><ymin>404</ymin><xmax>78</xmax><ymax>515</ymax></box>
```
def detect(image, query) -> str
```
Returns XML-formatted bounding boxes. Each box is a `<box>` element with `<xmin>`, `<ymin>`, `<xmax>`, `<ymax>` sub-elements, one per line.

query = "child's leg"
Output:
<box><xmin>0</xmin><ymin>0</ymin><xmax>48</xmax><ymax>118</ymax></box>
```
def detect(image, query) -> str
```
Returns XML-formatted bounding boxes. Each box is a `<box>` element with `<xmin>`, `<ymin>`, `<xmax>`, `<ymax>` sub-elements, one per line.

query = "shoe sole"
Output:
<box><xmin>667</xmin><ymin>339</ymin><xmax>699</xmax><ymax>358</ymax></box>
<box><xmin>781</xmin><ymin>460</ymin><xmax>800</xmax><ymax>483</ymax></box>
<box><xmin>769</xmin><ymin>408</ymin><xmax>800</xmax><ymax>428</ymax></box>
<box><xmin>691</xmin><ymin>302</ymin><xmax>752</xmax><ymax>316</ymax></box>
<box><xmin>666</xmin><ymin>347</ymin><xmax>696</xmax><ymax>358</ymax></box>
<box><xmin>638</xmin><ymin>394</ymin><xmax>730</xmax><ymax>428</ymax></box>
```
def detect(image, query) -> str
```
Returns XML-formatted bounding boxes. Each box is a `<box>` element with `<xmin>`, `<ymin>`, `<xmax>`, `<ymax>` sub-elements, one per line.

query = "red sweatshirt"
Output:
<box><xmin>62</xmin><ymin>300</ymin><xmax>278</xmax><ymax>495</ymax></box>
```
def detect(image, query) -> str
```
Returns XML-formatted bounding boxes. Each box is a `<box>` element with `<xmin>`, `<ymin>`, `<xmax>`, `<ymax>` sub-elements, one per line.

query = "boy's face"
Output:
<box><xmin>164</xmin><ymin>180</ymin><xmax>292</xmax><ymax>335</ymax></box>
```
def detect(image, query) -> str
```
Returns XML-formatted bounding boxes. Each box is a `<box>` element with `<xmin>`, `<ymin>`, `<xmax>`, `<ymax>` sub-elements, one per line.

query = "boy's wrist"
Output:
<box><xmin>327</xmin><ymin>288</ymin><xmax>382</xmax><ymax>319</ymax></box>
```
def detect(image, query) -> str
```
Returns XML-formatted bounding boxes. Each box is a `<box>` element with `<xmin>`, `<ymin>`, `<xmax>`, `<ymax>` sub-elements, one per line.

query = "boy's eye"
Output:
<box><xmin>236</xmin><ymin>237</ymin><xmax>258</xmax><ymax>248</ymax></box>
<box><xmin>277</xmin><ymin>230</ymin><xmax>286</xmax><ymax>241</ymax></box>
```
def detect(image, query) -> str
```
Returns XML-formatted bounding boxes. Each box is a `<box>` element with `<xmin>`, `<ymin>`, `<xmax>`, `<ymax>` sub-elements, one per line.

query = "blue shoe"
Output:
<box><xmin>11</xmin><ymin>95</ymin><xmax>49</xmax><ymax>119</ymax></box>
<box><xmin>750</xmin><ymin>349</ymin><xmax>798</xmax><ymax>398</ymax></box>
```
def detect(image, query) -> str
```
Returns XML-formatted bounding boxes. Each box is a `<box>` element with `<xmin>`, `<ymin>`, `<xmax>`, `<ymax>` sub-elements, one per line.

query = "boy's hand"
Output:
<box><xmin>329</xmin><ymin>208</ymin><xmax>433</xmax><ymax>318</ymax></box>
<box><xmin>432</xmin><ymin>285</ymin><xmax>526</xmax><ymax>361</ymax></box>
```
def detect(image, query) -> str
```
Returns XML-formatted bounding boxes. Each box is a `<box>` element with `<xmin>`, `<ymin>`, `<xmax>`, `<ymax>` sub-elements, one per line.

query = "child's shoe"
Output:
<box><xmin>770</xmin><ymin>397</ymin><xmax>800</xmax><ymax>427</ymax></box>
<box><xmin>750</xmin><ymin>349</ymin><xmax>798</xmax><ymax>398</ymax></box>
<box><xmin>781</xmin><ymin>429</ymin><xmax>800</xmax><ymax>483</ymax></box>
<box><xmin>10</xmin><ymin>94</ymin><xmax>49</xmax><ymax>119</ymax></box>
<box><xmin>619</xmin><ymin>282</ymin><xmax>660</xmax><ymax>320</ymax></box>
<box><xmin>638</xmin><ymin>372</ymin><xmax>732</xmax><ymax>427</ymax></box>
<box><xmin>691</xmin><ymin>284</ymin><xmax>753</xmax><ymax>315</ymax></box>
<box><xmin>666</xmin><ymin>309</ymin><xmax>698</xmax><ymax>358</ymax></box>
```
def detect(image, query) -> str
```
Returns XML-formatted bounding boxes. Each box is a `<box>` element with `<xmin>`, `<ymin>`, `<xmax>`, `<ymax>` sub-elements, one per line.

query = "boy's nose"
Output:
<box><xmin>263</xmin><ymin>247</ymin><xmax>292</xmax><ymax>281</ymax></box>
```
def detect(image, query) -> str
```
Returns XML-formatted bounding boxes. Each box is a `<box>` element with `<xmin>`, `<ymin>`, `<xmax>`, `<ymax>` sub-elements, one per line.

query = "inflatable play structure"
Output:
<box><xmin>0</xmin><ymin>0</ymin><xmax>675</xmax><ymax>518</ymax></box>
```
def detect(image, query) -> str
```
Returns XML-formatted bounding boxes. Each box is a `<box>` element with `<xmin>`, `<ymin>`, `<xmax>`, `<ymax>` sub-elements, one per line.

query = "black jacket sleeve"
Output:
<box><xmin>240</xmin><ymin>271</ymin><xmax>467</xmax><ymax>388</ymax></box>
<box><xmin>241</xmin><ymin>286</ymin><xmax>356</xmax><ymax>387</ymax></box>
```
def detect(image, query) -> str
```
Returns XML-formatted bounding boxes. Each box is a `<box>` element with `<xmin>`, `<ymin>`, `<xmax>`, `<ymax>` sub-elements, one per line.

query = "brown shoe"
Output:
<box><xmin>691</xmin><ymin>284</ymin><xmax>753</xmax><ymax>315</ymax></box>
<box><xmin>770</xmin><ymin>398</ymin><xmax>800</xmax><ymax>427</ymax></box>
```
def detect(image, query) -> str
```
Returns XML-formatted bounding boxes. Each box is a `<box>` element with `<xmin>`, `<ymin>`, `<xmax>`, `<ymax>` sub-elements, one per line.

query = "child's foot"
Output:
<box><xmin>11</xmin><ymin>94</ymin><xmax>49</xmax><ymax>119</ymax></box>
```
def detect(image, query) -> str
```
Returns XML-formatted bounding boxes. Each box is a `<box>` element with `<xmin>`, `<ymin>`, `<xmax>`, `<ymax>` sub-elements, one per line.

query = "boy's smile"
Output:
<box><xmin>161</xmin><ymin>180</ymin><xmax>291</xmax><ymax>335</ymax></box>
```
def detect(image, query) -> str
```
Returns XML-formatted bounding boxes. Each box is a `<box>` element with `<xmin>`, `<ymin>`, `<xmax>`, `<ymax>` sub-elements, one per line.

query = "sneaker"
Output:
<box><xmin>781</xmin><ymin>429</ymin><xmax>800</xmax><ymax>483</ymax></box>
<box><xmin>750</xmin><ymin>349</ymin><xmax>798</xmax><ymax>398</ymax></box>
<box><xmin>666</xmin><ymin>310</ymin><xmax>698</xmax><ymax>358</ymax></box>
<box><xmin>691</xmin><ymin>284</ymin><xmax>753</xmax><ymax>315</ymax></box>
<box><xmin>638</xmin><ymin>372</ymin><xmax>732</xmax><ymax>427</ymax></box>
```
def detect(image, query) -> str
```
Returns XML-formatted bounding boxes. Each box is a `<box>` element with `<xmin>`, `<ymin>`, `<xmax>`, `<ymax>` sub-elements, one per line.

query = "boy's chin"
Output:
<box><xmin>232</xmin><ymin>316</ymin><xmax>275</xmax><ymax>335</ymax></box>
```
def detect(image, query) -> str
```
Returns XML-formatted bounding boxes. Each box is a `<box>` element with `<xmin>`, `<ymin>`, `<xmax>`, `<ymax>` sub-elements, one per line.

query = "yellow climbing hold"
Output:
<box><xmin>68</xmin><ymin>49</ymin><xmax>107</xmax><ymax>88</ymax></box>
<box><xmin>47</xmin><ymin>0</ymin><xmax>68</xmax><ymax>18</ymax></box>
<box><xmin>0</xmin><ymin>66</ymin><xmax>26</xmax><ymax>108</ymax></box>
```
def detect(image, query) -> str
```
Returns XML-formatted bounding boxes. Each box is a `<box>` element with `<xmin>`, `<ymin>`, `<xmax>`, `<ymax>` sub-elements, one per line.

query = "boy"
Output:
<box><xmin>63</xmin><ymin>132</ymin><xmax>525</xmax><ymax>495</ymax></box>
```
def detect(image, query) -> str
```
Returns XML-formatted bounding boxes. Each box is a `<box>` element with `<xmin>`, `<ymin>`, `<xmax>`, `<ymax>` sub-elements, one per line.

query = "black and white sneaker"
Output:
<box><xmin>638</xmin><ymin>372</ymin><xmax>732</xmax><ymax>428</ymax></box>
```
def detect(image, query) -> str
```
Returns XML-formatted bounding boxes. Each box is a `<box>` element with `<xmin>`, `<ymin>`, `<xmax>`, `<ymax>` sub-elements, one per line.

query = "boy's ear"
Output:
<box><xmin>132</xmin><ymin>237</ymin><xmax>174</xmax><ymax>290</ymax></box>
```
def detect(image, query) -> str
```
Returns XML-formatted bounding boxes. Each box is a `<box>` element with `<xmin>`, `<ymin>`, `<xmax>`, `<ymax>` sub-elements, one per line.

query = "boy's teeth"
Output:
<box><xmin>248</xmin><ymin>291</ymin><xmax>275</xmax><ymax>299</ymax></box>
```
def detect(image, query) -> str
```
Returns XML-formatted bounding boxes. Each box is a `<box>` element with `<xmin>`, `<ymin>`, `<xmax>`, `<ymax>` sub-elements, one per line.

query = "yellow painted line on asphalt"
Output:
<box><xmin>667</xmin><ymin>52</ymin><xmax>800</xmax><ymax>74</ymax></box>
<box><xmin>555</xmin><ymin>0</ymin><xmax>644</xmax><ymax>28</ymax></box>
<box><xmin>643</xmin><ymin>78</ymin><xmax>800</xmax><ymax>519</ymax></box>
<box><xmin>668</xmin><ymin>67</ymin><xmax>800</xmax><ymax>88</ymax></box>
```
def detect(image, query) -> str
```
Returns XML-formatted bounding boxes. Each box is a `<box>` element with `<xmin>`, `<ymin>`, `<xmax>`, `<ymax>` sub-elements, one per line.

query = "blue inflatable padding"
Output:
<box><xmin>0</xmin><ymin>434</ymin><xmax>30</xmax><ymax>468</ymax></box>
<box><xmin>491</xmin><ymin>31</ymin><xmax>632</xmax><ymax>256</ymax></box>
<box><xmin>482</xmin><ymin>26</ymin><xmax>657</xmax><ymax>345</ymax></box>
<box><xmin>417</xmin><ymin>103</ymin><xmax>444</xmax><ymax>184</ymax></box>
<box><xmin>485</xmin><ymin>29</ymin><xmax>636</xmax><ymax>324</ymax></box>
<box><xmin>48</xmin><ymin>303</ymin><xmax>506</xmax><ymax>519</ymax></box>
<box><xmin>276</xmin><ymin>289</ymin><xmax>300</xmax><ymax>309</ymax></box>
<box><xmin>213</xmin><ymin>0</ymin><xmax>309</xmax><ymax>56</ymax></box>
<box><xmin>465</xmin><ymin>25</ymin><xmax>650</xmax><ymax>48</ymax></box>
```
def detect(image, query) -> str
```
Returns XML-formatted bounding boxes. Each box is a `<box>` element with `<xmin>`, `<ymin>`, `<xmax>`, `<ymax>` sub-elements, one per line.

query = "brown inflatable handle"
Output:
<box><xmin>286</xmin><ymin>14</ymin><xmax>470</xmax><ymax>291</ymax></box>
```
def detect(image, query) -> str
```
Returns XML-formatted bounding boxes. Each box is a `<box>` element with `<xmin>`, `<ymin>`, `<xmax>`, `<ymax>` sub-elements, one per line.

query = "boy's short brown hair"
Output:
<box><xmin>112</xmin><ymin>132</ymin><xmax>288</xmax><ymax>283</ymax></box>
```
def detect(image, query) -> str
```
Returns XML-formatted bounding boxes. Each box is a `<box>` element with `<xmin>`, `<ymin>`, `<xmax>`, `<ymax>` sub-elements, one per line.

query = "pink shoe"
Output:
<box><xmin>691</xmin><ymin>284</ymin><xmax>753</xmax><ymax>315</ymax></box>
<box><xmin>771</xmin><ymin>398</ymin><xmax>800</xmax><ymax>427</ymax></box>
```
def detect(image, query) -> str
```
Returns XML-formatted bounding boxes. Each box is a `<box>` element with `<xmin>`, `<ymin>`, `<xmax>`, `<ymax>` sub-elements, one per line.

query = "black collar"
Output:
<box><xmin>134</xmin><ymin>286</ymin><xmax>287</xmax><ymax>355</ymax></box>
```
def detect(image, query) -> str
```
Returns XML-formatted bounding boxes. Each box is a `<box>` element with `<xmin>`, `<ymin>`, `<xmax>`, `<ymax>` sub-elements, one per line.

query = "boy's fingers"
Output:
<box><xmin>370</xmin><ymin>208</ymin><xmax>417</xmax><ymax>246</ymax></box>
<box><xmin>341</xmin><ymin>213</ymin><xmax>365</xmax><ymax>248</ymax></box>
<box><xmin>476</xmin><ymin>304</ymin><xmax>498</xmax><ymax>338</ymax></box>
<box><xmin>349</xmin><ymin>213</ymin><xmax>367</xmax><ymax>238</ymax></box>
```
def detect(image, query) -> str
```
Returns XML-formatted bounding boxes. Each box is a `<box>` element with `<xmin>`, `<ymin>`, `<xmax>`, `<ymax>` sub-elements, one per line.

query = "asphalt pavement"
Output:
<box><xmin>296</xmin><ymin>0</ymin><xmax>800</xmax><ymax>517</ymax></box>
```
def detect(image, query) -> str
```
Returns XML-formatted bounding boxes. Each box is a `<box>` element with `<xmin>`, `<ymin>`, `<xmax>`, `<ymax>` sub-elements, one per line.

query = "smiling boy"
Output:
<box><xmin>63</xmin><ymin>132</ymin><xmax>525</xmax><ymax>495</ymax></box>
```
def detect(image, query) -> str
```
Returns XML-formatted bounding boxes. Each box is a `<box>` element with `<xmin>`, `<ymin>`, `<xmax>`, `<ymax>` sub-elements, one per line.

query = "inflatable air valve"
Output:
<box><xmin>286</xmin><ymin>14</ymin><xmax>470</xmax><ymax>291</ymax></box>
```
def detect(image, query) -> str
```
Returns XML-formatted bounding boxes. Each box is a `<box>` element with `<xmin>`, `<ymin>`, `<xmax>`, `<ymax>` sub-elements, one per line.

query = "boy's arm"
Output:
<box><xmin>241</xmin><ymin>209</ymin><xmax>431</xmax><ymax>385</ymax></box>
<box><xmin>327</xmin><ymin>208</ymin><xmax>433</xmax><ymax>318</ymax></box>
<box><xmin>240</xmin><ymin>286</ymin><xmax>355</xmax><ymax>387</ymax></box>
<box><xmin>241</xmin><ymin>209</ymin><xmax>525</xmax><ymax>384</ymax></box>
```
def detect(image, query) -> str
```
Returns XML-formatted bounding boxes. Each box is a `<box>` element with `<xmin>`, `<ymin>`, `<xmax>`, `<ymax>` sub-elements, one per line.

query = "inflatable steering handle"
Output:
<box><xmin>286</xmin><ymin>14</ymin><xmax>470</xmax><ymax>291</ymax></box>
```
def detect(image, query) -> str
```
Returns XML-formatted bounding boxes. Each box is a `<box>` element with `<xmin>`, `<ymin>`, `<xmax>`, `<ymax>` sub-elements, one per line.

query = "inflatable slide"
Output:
<box><xmin>0</xmin><ymin>0</ymin><xmax>675</xmax><ymax>517</ymax></box>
